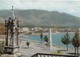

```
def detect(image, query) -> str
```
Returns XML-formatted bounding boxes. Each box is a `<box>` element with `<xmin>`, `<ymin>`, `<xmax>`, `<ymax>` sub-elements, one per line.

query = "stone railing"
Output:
<box><xmin>31</xmin><ymin>53</ymin><xmax>79</xmax><ymax>57</ymax></box>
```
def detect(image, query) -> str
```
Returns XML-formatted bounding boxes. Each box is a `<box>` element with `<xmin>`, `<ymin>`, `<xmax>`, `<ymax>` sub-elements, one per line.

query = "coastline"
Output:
<box><xmin>21</xmin><ymin>33</ymin><xmax>79</xmax><ymax>55</ymax></box>
<box><xmin>0</xmin><ymin>34</ymin><xmax>79</xmax><ymax>57</ymax></box>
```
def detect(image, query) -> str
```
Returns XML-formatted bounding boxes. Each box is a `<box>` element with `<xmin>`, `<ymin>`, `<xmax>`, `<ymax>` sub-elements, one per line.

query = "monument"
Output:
<box><xmin>4</xmin><ymin>6</ymin><xmax>19</xmax><ymax>54</ymax></box>
<box><xmin>48</xmin><ymin>28</ymin><xmax>53</xmax><ymax>51</ymax></box>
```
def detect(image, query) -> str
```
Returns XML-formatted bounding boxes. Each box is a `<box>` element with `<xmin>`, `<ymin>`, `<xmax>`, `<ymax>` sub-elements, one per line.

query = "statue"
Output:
<box><xmin>4</xmin><ymin>6</ymin><xmax>19</xmax><ymax>54</ymax></box>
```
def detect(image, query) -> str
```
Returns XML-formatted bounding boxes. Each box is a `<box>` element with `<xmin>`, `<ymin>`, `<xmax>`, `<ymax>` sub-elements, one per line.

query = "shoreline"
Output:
<box><xmin>23</xmin><ymin>33</ymin><xmax>74</xmax><ymax>49</ymax></box>
<box><xmin>0</xmin><ymin>34</ymin><xmax>79</xmax><ymax>57</ymax></box>
<box><xmin>30</xmin><ymin>32</ymin><xmax>75</xmax><ymax>36</ymax></box>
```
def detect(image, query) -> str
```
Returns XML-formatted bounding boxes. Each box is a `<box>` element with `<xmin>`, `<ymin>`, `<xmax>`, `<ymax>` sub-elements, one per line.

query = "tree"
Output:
<box><xmin>0</xmin><ymin>41</ymin><xmax>4</xmax><ymax>54</ymax></box>
<box><xmin>72</xmin><ymin>29</ymin><xmax>80</xmax><ymax>55</ymax></box>
<box><xmin>61</xmin><ymin>32</ymin><xmax>70</xmax><ymax>50</ymax></box>
<box><xmin>40</xmin><ymin>30</ymin><xmax>43</xmax><ymax>46</ymax></box>
<box><xmin>26</xmin><ymin>41</ymin><xmax>30</xmax><ymax>48</ymax></box>
<box><xmin>44</xmin><ymin>35</ymin><xmax>48</xmax><ymax>46</ymax></box>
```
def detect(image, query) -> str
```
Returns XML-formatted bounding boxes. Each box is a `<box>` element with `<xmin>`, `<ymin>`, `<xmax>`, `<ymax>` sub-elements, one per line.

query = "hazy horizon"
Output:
<box><xmin>0</xmin><ymin>0</ymin><xmax>80</xmax><ymax>17</ymax></box>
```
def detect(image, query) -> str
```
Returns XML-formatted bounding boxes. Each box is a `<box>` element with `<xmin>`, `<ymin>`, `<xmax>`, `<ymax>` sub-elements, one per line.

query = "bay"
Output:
<box><xmin>24</xmin><ymin>32</ymin><xmax>75</xmax><ymax>48</ymax></box>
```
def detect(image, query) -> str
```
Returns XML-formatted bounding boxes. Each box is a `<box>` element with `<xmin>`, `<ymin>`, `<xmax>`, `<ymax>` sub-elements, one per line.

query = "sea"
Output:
<box><xmin>23</xmin><ymin>32</ymin><xmax>75</xmax><ymax>48</ymax></box>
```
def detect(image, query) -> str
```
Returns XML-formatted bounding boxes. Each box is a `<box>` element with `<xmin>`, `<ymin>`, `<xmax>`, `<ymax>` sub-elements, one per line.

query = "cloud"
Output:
<box><xmin>0</xmin><ymin>0</ymin><xmax>80</xmax><ymax>17</ymax></box>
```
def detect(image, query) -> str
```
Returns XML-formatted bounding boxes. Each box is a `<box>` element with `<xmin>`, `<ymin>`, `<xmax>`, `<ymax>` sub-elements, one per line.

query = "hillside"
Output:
<box><xmin>0</xmin><ymin>9</ymin><xmax>80</xmax><ymax>28</ymax></box>
<box><xmin>0</xmin><ymin>23</ymin><xmax>5</xmax><ymax>35</ymax></box>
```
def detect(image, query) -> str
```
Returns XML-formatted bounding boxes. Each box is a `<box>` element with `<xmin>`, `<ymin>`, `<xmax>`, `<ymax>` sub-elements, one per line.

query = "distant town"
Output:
<box><xmin>19</xmin><ymin>27</ymin><xmax>80</xmax><ymax>35</ymax></box>
<box><xmin>0</xmin><ymin>25</ymin><xmax>80</xmax><ymax>35</ymax></box>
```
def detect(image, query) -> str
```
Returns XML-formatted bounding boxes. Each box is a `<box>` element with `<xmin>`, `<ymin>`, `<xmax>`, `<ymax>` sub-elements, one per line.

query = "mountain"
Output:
<box><xmin>0</xmin><ymin>23</ymin><xmax>5</xmax><ymax>35</ymax></box>
<box><xmin>0</xmin><ymin>23</ymin><xmax>4</xmax><ymax>27</ymax></box>
<box><xmin>0</xmin><ymin>9</ymin><xmax>80</xmax><ymax>28</ymax></box>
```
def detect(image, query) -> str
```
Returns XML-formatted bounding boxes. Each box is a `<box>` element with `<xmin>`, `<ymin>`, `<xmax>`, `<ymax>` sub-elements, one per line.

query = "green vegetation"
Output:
<box><xmin>44</xmin><ymin>35</ymin><xmax>48</xmax><ymax>42</ymax></box>
<box><xmin>72</xmin><ymin>29</ymin><xmax>80</xmax><ymax>55</ymax></box>
<box><xmin>40</xmin><ymin>30</ymin><xmax>43</xmax><ymax>46</ymax></box>
<box><xmin>26</xmin><ymin>42</ymin><xmax>30</xmax><ymax>48</ymax></box>
<box><xmin>51</xmin><ymin>51</ymin><xmax>64</xmax><ymax>55</ymax></box>
<box><xmin>61</xmin><ymin>30</ymin><xmax>80</xmax><ymax>55</ymax></box>
<box><xmin>0</xmin><ymin>41</ymin><xmax>4</xmax><ymax>54</ymax></box>
<box><xmin>44</xmin><ymin>35</ymin><xmax>48</xmax><ymax>46</ymax></box>
<box><xmin>61</xmin><ymin>32</ymin><xmax>71</xmax><ymax>50</ymax></box>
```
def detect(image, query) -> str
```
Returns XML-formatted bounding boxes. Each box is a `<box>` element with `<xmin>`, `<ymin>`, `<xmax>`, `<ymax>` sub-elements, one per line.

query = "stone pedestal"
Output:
<box><xmin>4</xmin><ymin>46</ymin><xmax>19</xmax><ymax>54</ymax></box>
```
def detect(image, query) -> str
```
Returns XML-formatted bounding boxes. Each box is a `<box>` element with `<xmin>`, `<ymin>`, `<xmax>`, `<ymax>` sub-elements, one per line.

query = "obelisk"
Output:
<box><xmin>48</xmin><ymin>28</ymin><xmax>53</xmax><ymax>51</ymax></box>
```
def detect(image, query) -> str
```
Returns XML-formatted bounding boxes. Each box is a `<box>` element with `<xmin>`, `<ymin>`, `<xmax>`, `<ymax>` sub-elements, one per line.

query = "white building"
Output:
<box><xmin>22</xmin><ymin>27</ymin><xmax>29</xmax><ymax>32</ymax></box>
<box><xmin>34</xmin><ymin>27</ymin><xmax>42</xmax><ymax>32</ymax></box>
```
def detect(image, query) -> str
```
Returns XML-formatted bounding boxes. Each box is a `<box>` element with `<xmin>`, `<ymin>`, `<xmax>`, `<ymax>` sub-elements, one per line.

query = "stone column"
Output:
<box><xmin>48</xmin><ymin>28</ymin><xmax>53</xmax><ymax>51</ymax></box>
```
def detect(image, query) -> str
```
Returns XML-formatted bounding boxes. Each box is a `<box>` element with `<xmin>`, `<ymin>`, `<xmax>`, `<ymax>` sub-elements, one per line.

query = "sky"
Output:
<box><xmin>0</xmin><ymin>0</ymin><xmax>80</xmax><ymax>17</ymax></box>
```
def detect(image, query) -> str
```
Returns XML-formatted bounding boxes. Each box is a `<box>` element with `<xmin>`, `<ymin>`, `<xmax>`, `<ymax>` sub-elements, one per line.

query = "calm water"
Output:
<box><xmin>24</xmin><ymin>32</ymin><xmax>75</xmax><ymax>48</ymax></box>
